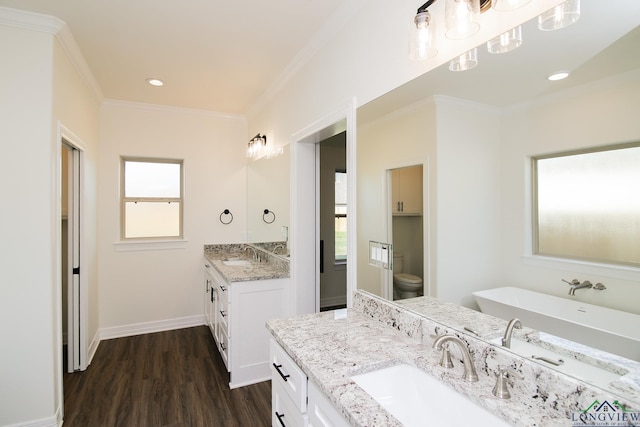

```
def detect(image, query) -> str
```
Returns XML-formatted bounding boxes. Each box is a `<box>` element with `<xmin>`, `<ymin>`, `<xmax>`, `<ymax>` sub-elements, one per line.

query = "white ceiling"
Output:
<box><xmin>0</xmin><ymin>0</ymin><xmax>351</xmax><ymax>115</ymax></box>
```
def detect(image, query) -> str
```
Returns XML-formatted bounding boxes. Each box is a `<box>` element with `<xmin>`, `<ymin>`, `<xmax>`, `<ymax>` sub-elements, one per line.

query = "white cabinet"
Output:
<box><xmin>204</xmin><ymin>260</ymin><xmax>289</xmax><ymax>388</ymax></box>
<box><xmin>391</xmin><ymin>166</ymin><xmax>423</xmax><ymax>216</ymax></box>
<box><xmin>270</xmin><ymin>339</ymin><xmax>349</xmax><ymax>427</ymax></box>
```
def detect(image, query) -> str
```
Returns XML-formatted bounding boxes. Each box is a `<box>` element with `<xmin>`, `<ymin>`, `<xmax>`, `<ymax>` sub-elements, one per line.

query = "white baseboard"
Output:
<box><xmin>99</xmin><ymin>315</ymin><xmax>206</xmax><ymax>340</ymax></box>
<box><xmin>3</xmin><ymin>415</ymin><xmax>58</xmax><ymax>427</ymax></box>
<box><xmin>320</xmin><ymin>295</ymin><xmax>347</xmax><ymax>308</ymax></box>
<box><xmin>86</xmin><ymin>328</ymin><xmax>100</xmax><ymax>366</ymax></box>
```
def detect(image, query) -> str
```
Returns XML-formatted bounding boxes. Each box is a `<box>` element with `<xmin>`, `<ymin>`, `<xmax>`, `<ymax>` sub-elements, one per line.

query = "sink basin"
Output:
<box><xmin>222</xmin><ymin>259</ymin><xmax>252</xmax><ymax>267</ymax></box>
<box><xmin>496</xmin><ymin>338</ymin><xmax>622</xmax><ymax>389</ymax></box>
<box><xmin>351</xmin><ymin>364</ymin><xmax>509</xmax><ymax>427</ymax></box>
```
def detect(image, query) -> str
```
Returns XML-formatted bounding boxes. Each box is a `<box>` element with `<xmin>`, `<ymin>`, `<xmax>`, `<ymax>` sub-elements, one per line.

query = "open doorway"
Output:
<box><xmin>290</xmin><ymin>99</ymin><xmax>357</xmax><ymax>314</ymax></box>
<box><xmin>318</xmin><ymin>132</ymin><xmax>347</xmax><ymax>310</ymax></box>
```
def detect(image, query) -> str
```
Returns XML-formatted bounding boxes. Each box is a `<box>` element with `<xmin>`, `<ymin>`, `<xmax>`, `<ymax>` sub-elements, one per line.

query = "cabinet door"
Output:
<box><xmin>307</xmin><ymin>380</ymin><xmax>349</xmax><ymax>427</ymax></box>
<box><xmin>392</xmin><ymin>166</ymin><xmax>422</xmax><ymax>215</ymax></box>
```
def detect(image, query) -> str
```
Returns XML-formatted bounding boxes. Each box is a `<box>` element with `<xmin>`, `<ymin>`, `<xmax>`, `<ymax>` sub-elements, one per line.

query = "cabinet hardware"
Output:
<box><xmin>273</xmin><ymin>363</ymin><xmax>290</xmax><ymax>382</ymax></box>
<box><xmin>220</xmin><ymin>310</ymin><xmax>226</xmax><ymax>318</ymax></box>
<box><xmin>220</xmin><ymin>342</ymin><xmax>226</xmax><ymax>351</ymax></box>
<box><xmin>275</xmin><ymin>411</ymin><xmax>286</xmax><ymax>427</ymax></box>
<box><xmin>220</xmin><ymin>285</ymin><xmax>226</xmax><ymax>292</ymax></box>
<box><xmin>210</xmin><ymin>288</ymin><xmax>214</xmax><ymax>303</ymax></box>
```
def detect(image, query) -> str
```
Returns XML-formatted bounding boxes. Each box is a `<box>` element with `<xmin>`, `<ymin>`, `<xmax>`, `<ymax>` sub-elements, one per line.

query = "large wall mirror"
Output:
<box><xmin>355</xmin><ymin>0</ymin><xmax>640</xmax><ymax>397</ymax></box>
<box><xmin>246</xmin><ymin>145</ymin><xmax>290</xmax><ymax>244</ymax></box>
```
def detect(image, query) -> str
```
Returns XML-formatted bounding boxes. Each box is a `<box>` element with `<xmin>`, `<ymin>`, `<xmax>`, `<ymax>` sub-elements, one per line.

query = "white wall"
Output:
<box><xmin>98</xmin><ymin>103</ymin><xmax>247</xmax><ymax>331</ymax></box>
<box><xmin>0</xmin><ymin>23</ymin><xmax>58</xmax><ymax>426</ymax></box>
<box><xmin>499</xmin><ymin>70</ymin><xmax>640</xmax><ymax>315</ymax></box>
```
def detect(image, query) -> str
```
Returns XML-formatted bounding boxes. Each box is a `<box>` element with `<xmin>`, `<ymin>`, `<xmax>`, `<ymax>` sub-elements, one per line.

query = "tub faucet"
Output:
<box><xmin>569</xmin><ymin>280</ymin><xmax>592</xmax><ymax>296</ymax></box>
<box><xmin>501</xmin><ymin>318</ymin><xmax>521</xmax><ymax>348</ymax></box>
<box><xmin>432</xmin><ymin>335</ymin><xmax>478</xmax><ymax>382</ymax></box>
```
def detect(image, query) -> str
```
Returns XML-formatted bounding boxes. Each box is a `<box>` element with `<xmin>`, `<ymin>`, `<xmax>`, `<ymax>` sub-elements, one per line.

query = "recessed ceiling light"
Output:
<box><xmin>146</xmin><ymin>78</ymin><xmax>165</xmax><ymax>87</ymax></box>
<box><xmin>547</xmin><ymin>71</ymin><xmax>569</xmax><ymax>81</ymax></box>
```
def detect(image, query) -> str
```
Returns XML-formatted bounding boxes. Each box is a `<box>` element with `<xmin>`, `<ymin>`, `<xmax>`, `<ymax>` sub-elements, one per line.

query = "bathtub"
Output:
<box><xmin>473</xmin><ymin>287</ymin><xmax>640</xmax><ymax>361</ymax></box>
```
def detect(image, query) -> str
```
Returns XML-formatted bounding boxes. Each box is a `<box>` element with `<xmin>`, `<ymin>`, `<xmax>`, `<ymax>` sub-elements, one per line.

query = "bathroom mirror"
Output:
<box><xmin>246</xmin><ymin>144</ymin><xmax>290</xmax><ymax>243</ymax></box>
<box><xmin>355</xmin><ymin>0</ymin><xmax>640</xmax><ymax>395</ymax></box>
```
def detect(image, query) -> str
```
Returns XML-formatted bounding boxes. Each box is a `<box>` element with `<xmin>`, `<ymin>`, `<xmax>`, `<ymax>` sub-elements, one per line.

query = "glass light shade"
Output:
<box><xmin>492</xmin><ymin>0</ymin><xmax>532</xmax><ymax>11</ymax></box>
<box><xmin>410</xmin><ymin>11</ymin><xmax>437</xmax><ymax>60</ymax></box>
<box><xmin>449</xmin><ymin>48</ymin><xmax>478</xmax><ymax>71</ymax></box>
<box><xmin>487</xmin><ymin>25</ymin><xmax>522</xmax><ymax>54</ymax></box>
<box><xmin>538</xmin><ymin>0</ymin><xmax>580</xmax><ymax>31</ymax></box>
<box><xmin>445</xmin><ymin>0</ymin><xmax>480</xmax><ymax>40</ymax></box>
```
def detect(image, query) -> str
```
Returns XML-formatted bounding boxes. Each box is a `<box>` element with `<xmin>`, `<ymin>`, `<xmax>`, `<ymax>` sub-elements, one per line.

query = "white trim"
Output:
<box><xmin>102</xmin><ymin>99</ymin><xmax>246</xmax><ymax>121</ymax></box>
<box><xmin>0</xmin><ymin>6</ymin><xmax>63</xmax><ymax>34</ymax></box>
<box><xmin>114</xmin><ymin>239</ymin><xmax>189</xmax><ymax>252</ymax></box>
<box><xmin>1</xmin><ymin>415</ymin><xmax>59</xmax><ymax>427</ymax></box>
<box><xmin>87</xmin><ymin>328</ymin><xmax>100</xmax><ymax>367</ymax></box>
<box><xmin>99</xmin><ymin>315</ymin><xmax>206</xmax><ymax>340</ymax></box>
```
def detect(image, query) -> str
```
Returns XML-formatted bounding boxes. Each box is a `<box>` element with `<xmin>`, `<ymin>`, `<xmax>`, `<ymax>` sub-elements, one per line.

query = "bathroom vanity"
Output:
<box><xmin>204</xmin><ymin>244</ymin><xmax>290</xmax><ymax>388</ymax></box>
<box><xmin>267</xmin><ymin>290</ymin><xmax>640</xmax><ymax>426</ymax></box>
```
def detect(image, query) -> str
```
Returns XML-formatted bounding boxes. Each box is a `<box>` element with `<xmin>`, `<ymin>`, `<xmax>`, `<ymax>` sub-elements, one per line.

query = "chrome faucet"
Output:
<box><xmin>567</xmin><ymin>280</ymin><xmax>592</xmax><ymax>296</ymax></box>
<box><xmin>273</xmin><ymin>244</ymin><xmax>286</xmax><ymax>255</ymax></box>
<box><xmin>243</xmin><ymin>245</ymin><xmax>259</xmax><ymax>262</ymax></box>
<box><xmin>432</xmin><ymin>335</ymin><xmax>478</xmax><ymax>382</ymax></box>
<box><xmin>501</xmin><ymin>318</ymin><xmax>522</xmax><ymax>348</ymax></box>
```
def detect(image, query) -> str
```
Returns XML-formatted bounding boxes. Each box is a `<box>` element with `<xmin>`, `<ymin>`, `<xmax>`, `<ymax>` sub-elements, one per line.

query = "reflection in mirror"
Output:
<box><xmin>355</xmin><ymin>0</ymin><xmax>640</xmax><ymax>397</ymax></box>
<box><xmin>389</xmin><ymin>165</ymin><xmax>424</xmax><ymax>301</ymax></box>
<box><xmin>246</xmin><ymin>145</ymin><xmax>289</xmax><ymax>244</ymax></box>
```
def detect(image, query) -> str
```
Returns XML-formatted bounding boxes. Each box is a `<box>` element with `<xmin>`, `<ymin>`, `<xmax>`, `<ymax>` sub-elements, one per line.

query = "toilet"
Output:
<box><xmin>393</xmin><ymin>252</ymin><xmax>423</xmax><ymax>300</ymax></box>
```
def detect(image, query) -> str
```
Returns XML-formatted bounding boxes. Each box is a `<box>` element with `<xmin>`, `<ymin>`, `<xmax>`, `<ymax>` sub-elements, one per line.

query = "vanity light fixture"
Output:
<box><xmin>247</xmin><ymin>134</ymin><xmax>267</xmax><ymax>158</ymax></box>
<box><xmin>487</xmin><ymin>25</ymin><xmax>522</xmax><ymax>54</ymax></box>
<box><xmin>547</xmin><ymin>71</ymin><xmax>569</xmax><ymax>81</ymax></box>
<box><xmin>491</xmin><ymin>0</ymin><xmax>532</xmax><ymax>11</ymax></box>
<box><xmin>449</xmin><ymin>47</ymin><xmax>478</xmax><ymax>71</ymax></box>
<box><xmin>410</xmin><ymin>2</ymin><xmax>437</xmax><ymax>61</ymax></box>
<box><xmin>146</xmin><ymin>78</ymin><xmax>165</xmax><ymax>87</ymax></box>
<box><xmin>445</xmin><ymin>0</ymin><xmax>481</xmax><ymax>40</ymax></box>
<box><xmin>538</xmin><ymin>0</ymin><xmax>580</xmax><ymax>31</ymax></box>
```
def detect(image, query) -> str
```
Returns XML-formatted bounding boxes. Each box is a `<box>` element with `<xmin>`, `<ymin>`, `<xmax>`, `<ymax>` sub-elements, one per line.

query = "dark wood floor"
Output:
<box><xmin>63</xmin><ymin>326</ymin><xmax>272</xmax><ymax>427</ymax></box>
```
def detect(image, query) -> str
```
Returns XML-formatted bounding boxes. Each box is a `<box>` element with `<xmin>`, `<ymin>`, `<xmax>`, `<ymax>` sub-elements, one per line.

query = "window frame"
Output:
<box><xmin>531</xmin><ymin>142</ymin><xmax>640</xmax><ymax>268</ymax></box>
<box><xmin>120</xmin><ymin>156</ymin><xmax>184</xmax><ymax>241</ymax></box>
<box><xmin>334</xmin><ymin>169</ymin><xmax>348</xmax><ymax>264</ymax></box>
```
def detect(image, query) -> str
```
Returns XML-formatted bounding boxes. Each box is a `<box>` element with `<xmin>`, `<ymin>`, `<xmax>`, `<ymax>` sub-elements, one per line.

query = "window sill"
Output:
<box><xmin>522</xmin><ymin>255</ymin><xmax>640</xmax><ymax>281</ymax></box>
<box><xmin>114</xmin><ymin>239</ymin><xmax>188</xmax><ymax>252</ymax></box>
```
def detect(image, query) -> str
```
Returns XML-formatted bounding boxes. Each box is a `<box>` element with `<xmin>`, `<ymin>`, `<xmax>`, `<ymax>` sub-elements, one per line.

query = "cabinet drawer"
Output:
<box><xmin>273</xmin><ymin>379</ymin><xmax>308</xmax><ymax>427</ymax></box>
<box><xmin>217</xmin><ymin>290</ymin><xmax>229</xmax><ymax>332</ymax></box>
<box><xmin>270</xmin><ymin>339</ymin><xmax>307</xmax><ymax>412</ymax></box>
<box><xmin>217</xmin><ymin>325</ymin><xmax>230</xmax><ymax>371</ymax></box>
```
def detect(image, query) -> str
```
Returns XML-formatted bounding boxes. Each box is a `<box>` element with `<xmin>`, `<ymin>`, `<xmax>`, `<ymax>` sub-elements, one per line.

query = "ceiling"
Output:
<box><xmin>0</xmin><ymin>0</ymin><xmax>351</xmax><ymax>115</ymax></box>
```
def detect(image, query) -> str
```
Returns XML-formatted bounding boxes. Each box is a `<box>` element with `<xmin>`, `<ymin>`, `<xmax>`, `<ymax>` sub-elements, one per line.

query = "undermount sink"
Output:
<box><xmin>495</xmin><ymin>338</ymin><xmax>623</xmax><ymax>389</ymax></box>
<box><xmin>351</xmin><ymin>364</ymin><xmax>509</xmax><ymax>427</ymax></box>
<box><xmin>222</xmin><ymin>259</ymin><xmax>252</xmax><ymax>267</ymax></box>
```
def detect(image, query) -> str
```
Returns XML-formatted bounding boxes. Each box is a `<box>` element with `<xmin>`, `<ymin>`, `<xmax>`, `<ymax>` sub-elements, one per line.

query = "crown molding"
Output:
<box><xmin>102</xmin><ymin>99</ymin><xmax>247</xmax><ymax>121</ymax></box>
<box><xmin>0</xmin><ymin>6</ymin><xmax>63</xmax><ymax>34</ymax></box>
<box><xmin>0</xmin><ymin>6</ymin><xmax>104</xmax><ymax>103</ymax></box>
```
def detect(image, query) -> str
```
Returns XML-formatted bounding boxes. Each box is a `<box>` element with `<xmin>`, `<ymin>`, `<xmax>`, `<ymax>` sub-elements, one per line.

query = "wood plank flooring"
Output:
<box><xmin>63</xmin><ymin>326</ymin><xmax>272</xmax><ymax>427</ymax></box>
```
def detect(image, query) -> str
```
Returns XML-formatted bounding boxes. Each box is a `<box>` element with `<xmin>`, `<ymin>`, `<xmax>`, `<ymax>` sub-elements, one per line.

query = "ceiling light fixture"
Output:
<box><xmin>247</xmin><ymin>134</ymin><xmax>267</xmax><ymax>159</ymax></box>
<box><xmin>538</xmin><ymin>0</ymin><xmax>580</xmax><ymax>31</ymax></box>
<box><xmin>547</xmin><ymin>71</ymin><xmax>570</xmax><ymax>81</ymax></box>
<box><xmin>146</xmin><ymin>78</ymin><xmax>165</xmax><ymax>87</ymax></box>
<box><xmin>491</xmin><ymin>0</ymin><xmax>532</xmax><ymax>11</ymax></box>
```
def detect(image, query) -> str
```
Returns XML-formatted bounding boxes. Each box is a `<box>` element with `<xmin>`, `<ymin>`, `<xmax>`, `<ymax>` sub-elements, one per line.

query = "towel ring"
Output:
<box><xmin>263</xmin><ymin>209</ymin><xmax>276</xmax><ymax>224</ymax></box>
<box><xmin>220</xmin><ymin>209</ymin><xmax>233</xmax><ymax>225</ymax></box>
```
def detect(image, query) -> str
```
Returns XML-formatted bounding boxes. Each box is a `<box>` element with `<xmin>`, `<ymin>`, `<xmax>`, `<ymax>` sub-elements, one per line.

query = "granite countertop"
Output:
<box><xmin>266</xmin><ymin>309</ymin><xmax>531</xmax><ymax>427</ymax></box>
<box><xmin>204</xmin><ymin>243</ymin><xmax>289</xmax><ymax>282</ymax></box>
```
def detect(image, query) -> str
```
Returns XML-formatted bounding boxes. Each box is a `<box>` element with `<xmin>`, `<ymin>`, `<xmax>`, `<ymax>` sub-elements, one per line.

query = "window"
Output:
<box><xmin>532</xmin><ymin>143</ymin><xmax>640</xmax><ymax>266</ymax></box>
<box><xmin>335</xmin><ymin>170</ymin><xmax>347</xmax><ymax>262</ymax></box>
<box><xmin>121</xmin><ymin>157</ymin><xmax>183</xmax><ymax>239</ymax></box>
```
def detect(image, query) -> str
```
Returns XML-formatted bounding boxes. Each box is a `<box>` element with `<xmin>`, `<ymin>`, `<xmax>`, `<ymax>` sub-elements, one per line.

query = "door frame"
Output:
<box><xmin>55</xmin><ymin>122</ymin><xmax>89</xmax><ymax>413</ymax></box>
<box><xmin>290</xmin><ymin>98</ymin><xmax>357</xmax><ymax>314</ymax></box>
